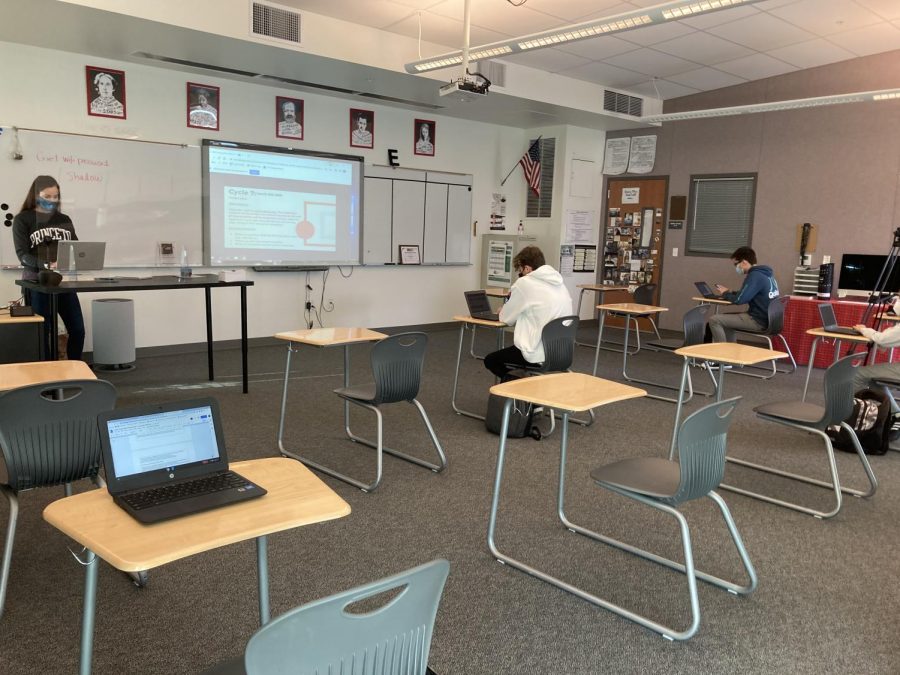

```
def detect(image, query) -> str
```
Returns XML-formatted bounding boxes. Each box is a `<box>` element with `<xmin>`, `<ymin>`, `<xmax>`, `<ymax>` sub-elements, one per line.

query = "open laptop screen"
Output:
<box><xmin>818</xmin><ymin>303</ymin><xmax>837</xmax><ymax>328</ymax></box>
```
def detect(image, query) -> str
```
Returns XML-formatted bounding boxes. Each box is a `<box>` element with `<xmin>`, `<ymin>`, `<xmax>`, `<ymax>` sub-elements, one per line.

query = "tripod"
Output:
<box><xmin>859</xmin><ymin>227</ymin><xmax>900</xmax><ymax>327</ymax></box>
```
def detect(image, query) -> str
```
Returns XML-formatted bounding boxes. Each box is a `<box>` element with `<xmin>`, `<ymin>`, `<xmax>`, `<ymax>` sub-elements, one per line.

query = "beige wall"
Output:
<box><xmin>608</xmin><ymin>50</ymin><xmax>900</xmax><ymax>330</ymax></box>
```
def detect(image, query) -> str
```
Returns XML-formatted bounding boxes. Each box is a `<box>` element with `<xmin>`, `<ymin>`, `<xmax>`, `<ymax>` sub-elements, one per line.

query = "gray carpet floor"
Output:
<box><xmin>1</xmin><ymin>324</ymin><xmax>899</xmax><ymax>674</ymax></box>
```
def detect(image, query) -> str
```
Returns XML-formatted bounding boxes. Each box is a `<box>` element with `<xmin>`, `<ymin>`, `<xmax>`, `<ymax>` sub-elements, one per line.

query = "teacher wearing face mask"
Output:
<box><xmin>12</xmin><ymin>175</ymin><xmax>85</xmax><ymax>360</ymax></box>
<box><xmin>708</xmin><ymin>246</ymin><xmax>780</xmax><ymax>343</ymax></box>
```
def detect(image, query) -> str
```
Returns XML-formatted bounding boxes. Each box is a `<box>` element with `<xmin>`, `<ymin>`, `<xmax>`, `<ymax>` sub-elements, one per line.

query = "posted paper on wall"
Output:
<box><xmin>565</xmin><ymin>209</ymin><xmax>596</xmax><ymax>244</ymax></box>
<box><xmin>603</xmin><ymin>138</ymin><xmax>630</xmax><ymax>175</ymax></box>
<box><xmin>487</xmin><ymin>240</ymin><xmax>514</xmax><ymax>285</ymax></box>
<box><xmin>627</xmin><ymin>135</ymin><xmax>657</xmax><ymax>174</ymax></box>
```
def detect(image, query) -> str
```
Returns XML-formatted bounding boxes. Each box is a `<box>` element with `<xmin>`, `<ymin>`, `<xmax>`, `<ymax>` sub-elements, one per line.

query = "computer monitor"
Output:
<box><xmin>56</xmin><ymin>241</ymin><xmax>106</xmax><ymax>272</ymax></box>
<box><xmin>838</xmin><ymin>253</ymin><xmax>900</xmax><ymax>295</ymax></box>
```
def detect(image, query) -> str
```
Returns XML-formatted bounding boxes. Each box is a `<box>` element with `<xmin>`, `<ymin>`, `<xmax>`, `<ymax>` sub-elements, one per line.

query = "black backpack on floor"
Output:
<box><xmin>828</xmin><ymin>388</ymin><xmax>892</xmax><ymax>455</ymax></box>
<box><xmin>485</xmin><ymin>393</ymin><xmax>541</xmax><ymax>440</ymax></box>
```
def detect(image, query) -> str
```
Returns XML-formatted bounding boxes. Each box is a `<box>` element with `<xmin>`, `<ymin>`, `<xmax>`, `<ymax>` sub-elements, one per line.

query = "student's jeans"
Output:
<box><xmin>708</xmin><ymin>311</ymin><xmax>764</xmax><ymax>343</ymax></box>
<box><xmin>484</xmin><ymin>346</ymin><xmax>532</xmax><ymax>381</ymax></box>
<box><xmin>28</xmin><ymin>290</ymin><xmax>86</xmax><ymax>361</ymax></box>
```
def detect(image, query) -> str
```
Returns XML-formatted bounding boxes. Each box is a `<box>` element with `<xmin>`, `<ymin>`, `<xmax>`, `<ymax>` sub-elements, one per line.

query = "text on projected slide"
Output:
<box><xmin>224</xmin><ymin>188</ymin><xmax>337</xmax><ymax>251</ymax></box>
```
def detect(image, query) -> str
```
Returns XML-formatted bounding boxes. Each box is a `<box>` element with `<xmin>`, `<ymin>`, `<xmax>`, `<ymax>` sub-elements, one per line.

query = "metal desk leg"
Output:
<box><xmin>276</xmin><ymin>344</ymin><xmax>294</xmax><ymax>454</ymax></box>
<box><xmin>451</xmin><ymin>323</ymin><xmax>492</xmax><ymax>421</ymax></box>
<box><xmin>79</xmin><ymin>550</ymin><xmax>99</xmax><ymax>675</ymax></box>
<box><xmin>257</xmin><ymin>535</ymin><xmax>270</xmax><ymax>625</ymax></box>
<box><xmin>592</xmin><ymin>310</ymin><xmax>607</xmax><ymax>376</ymax></box>
<box><xmin>574</xmin><ymin>288</ymin><xmax>595</xmax><ymax>348</ymax></box>
<box><xmin>802</xmin><ymin>337</ymin><xmax>823</xmax><ymax>402</ymax></box>
<box><xmin>205</xmin><ymin>287</ymin><xmax>214</xmax><ymax>382</ymax></box>
<box><xmin>669</xmin><ymin>359</ymin><xmax>692</xmax><ymax>460</ymax></box>
<box><xmin>241</xmin><ymin>285</ymin><xmax>249</xmax><ymax>394</ymax></box>
<box><xmin>50</xmin><ymin>294</ymin><xmax>59</xmax><ymax>360</ymax></box>
<box><xmin>343</xmin><ymin>344</ymin><xmax>352</xmax><ymax>434</ymax></box>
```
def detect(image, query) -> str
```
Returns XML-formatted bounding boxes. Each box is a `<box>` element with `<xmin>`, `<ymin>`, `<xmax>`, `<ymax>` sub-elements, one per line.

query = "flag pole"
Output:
<box><xmin>500</xmin><ymin>136</ymin><xmax>542</xmax><ymax>187</ymax></box>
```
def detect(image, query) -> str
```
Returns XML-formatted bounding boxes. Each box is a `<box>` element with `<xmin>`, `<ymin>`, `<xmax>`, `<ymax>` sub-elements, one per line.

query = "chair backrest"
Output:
<box><xmin>669</xmin><ymin>396</ymin><xmax>741</xmax><ymax>504</ymax></box>
<box><xmin>682</xmin><ymin>304</ymin><xmax>714</xmax><ymax>348</ymax></box>
<box><xmin>371</xmin><ymin>332</ymin><xmax>428</xmax><ymax>404</ymax></box>
<box><xmin>822</xmin><ymin>353</ymin><xmax>865</xmax><ymax>427</ymax></box>
<box><xmin>765</xmin><ymin>295</ymin><xmax>789</xmax><ymax>334</ymax></box>
<box><xmin>0</xmin><ymin>380</ymin><xmax>117</xmax><ymax>491</ymax></box>
<box><xmin>633</xmin><ymin>284</ymin><xmax>657</xmax><ymax>306</ymax></box>
<box><xmin>244</xmin><ymin>559</ymin><xmax>450</xmax><ymax>675</ymax></box>
<box><xmin>536</xmin><ymin>315</ymin><xmax>578</xmax><ymax>372</ymax></box>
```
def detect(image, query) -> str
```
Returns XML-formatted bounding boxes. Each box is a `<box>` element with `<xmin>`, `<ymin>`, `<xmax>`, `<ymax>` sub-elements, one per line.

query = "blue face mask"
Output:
<box><xmin>735</xmin><ymin>264</ymin><xmax>744</xmax><ymax>275</ymax></box>
<box><xmin>36</xmin><ymin>197</ymin><xmax>58</xmax><ymax>211</ymax></box>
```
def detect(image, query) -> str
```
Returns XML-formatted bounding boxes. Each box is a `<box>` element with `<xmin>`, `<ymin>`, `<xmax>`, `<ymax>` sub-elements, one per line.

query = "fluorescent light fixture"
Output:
<box><xmin>404</xmin><ymin>0</ymin><xmax>763</xmax><ymax>74</ymax></box>
<box><xmin>641</xmin><ymin>88</ymin><xmax>900</xmax><ymax>123</ymax></box>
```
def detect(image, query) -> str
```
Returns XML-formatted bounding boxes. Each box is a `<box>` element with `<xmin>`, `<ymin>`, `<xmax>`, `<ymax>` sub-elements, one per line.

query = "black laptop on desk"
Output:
<box><xmin>694</xmin><ymin>281</ymin><xmax>727</xmax><ymax>300</ymax></box>
<box><xmin>98</xmin><ymin>398</ymin><xmax>266</xmax><ymax>524</ymax></box>
<box><xmin>818</xmin><ymin>303</ymin><xmax>861</xmax><ymax>336</ymax></box>
<box><xmin>464</xmin><ymin>290</ymin><xmax>501</xmax><ymax>321</ymax></box>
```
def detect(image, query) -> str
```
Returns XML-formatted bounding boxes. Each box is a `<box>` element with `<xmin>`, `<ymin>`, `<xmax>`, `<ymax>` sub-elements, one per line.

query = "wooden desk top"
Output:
<box><xmin>805</xmin><ymin>327</ymin><xmax>872</xmax><ymax>343</ymax></box>
<box><xmin>691</xmin><ymin>296</ymin><xmax>732</xmax><ymax>305</ymax></box>
<box><xmin>0</xmin><ymin>360</ymin><xmax>95</xmax><ymax>391</ymax></box>
<box><xmin>43</xmin><ymin>458</ymin><xmax>351</xmax><ymax>572</ymax></box>
<box><xmin>485</xmin><ymin>287</ymin><xmax>510</xmax><ymax>298</ymax></box>
<box><xmin>0</xmin><ymin>313</ymin><xmax>44</xmax><ymax>325</ymax></box>
<box><xmin>490</xmin><ymin>372</ymin><xmax>645</xmax><ymax>412</ymax></box>
<box><xmin>577</xmin><ymin>284</ymin><xmax>630</xmax><ymax>292</ymax></box>
<box><xmin>596</xmin><ymin>302</ymin><xmax>668</xmax><ymax>315</ymax></box>
<box><xmin>275</xmin><ymin>327</ymin><xmax>387</xmax><ymax>346</ymax></box>
<box><xmin>675</xmin><ymin>342</ymin><xmax>788</xmax><ymax>365</ymax></box>
<box><xmin>452</xmin><ymin>314</ymin><xmax>506</xmax><ymax>327</ymax></box>
<box><xmin>878</xmin><ymin>313</ymin><xmax>900</xmax><ymax>322</ymax></box>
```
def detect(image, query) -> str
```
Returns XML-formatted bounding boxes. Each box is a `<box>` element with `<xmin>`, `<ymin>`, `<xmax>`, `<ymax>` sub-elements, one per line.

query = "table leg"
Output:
<box><xmin>50</xmin><ymin>294</ymin><xmax>59</xmax><ymax>361</ymax></box>
<box><xmin>276</xmin><ymin>344</ymin><xmax>293</xmax><ymax>454</ymax></box>
<box><xmin>592</xmin><ymin>310</ymin><xmax>607</xmax><ymax>376</ymax></box>
<box><xmin>257</xmin><ymin>535</ymin><xmax>270</xmax><ymax>625</ymax></box>
<box><xmin>486</xmin><ymin>398</ymin><xmax>512</xmax><ymax>559</ymax></box>
<box><xmin>451</xmin><ymin>323</ymin><xmax>489</xmax><ymax>421</ymax></box>
<box><xmin>241</xmin><ymin>285</ymin><xmax>249</xmax><ymax>394</ymax></box>
<box><xmin>620</xmin><ymin>315</ymin><xmax>631</xmax><ymax>379</ymax></box>
<box><xmin>343</xmin><ymin>345</ymin><xmax>352</xmax><ymax>435</ymax></box>
<box><xmin>802</xmin><ymin>337</ymin><xmax>822</xmax><ymax>402</ymax></box>
<box><xmin>205</xmin><ymin>287</ymin><xmax>214</xmax><ymax>382</ymax></box>
<box><xmin>669</xmin><ymin>358</ymin><xmax>691</xmax><ymax>460</ymax></box>
<box><xmin>79</xmin><ymin>550</ymin><xmax>99</xmax><ymax>675</ymax></box>
<box><xmin>716</xmin><ymin>364</ymin><xmax>726</xmax><ymax>402</ymax></box>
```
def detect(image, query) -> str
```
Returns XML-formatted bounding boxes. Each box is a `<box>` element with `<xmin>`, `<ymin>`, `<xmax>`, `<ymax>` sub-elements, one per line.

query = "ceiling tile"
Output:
<box><xmin>605</xmin><ymin>47</ymin><xmax>701</xmax><ymax>78</ymax></box>
<box><xmin>856</xmin><ymin>0</ymin><xmax>900</xmax><ymax>20</ymax></box>
<box><xmin>827</xmin><ymin>22</ymin><xmax>900</xmax><ymax>56</ymax></box>
<box><xmin>282</xmin><ymin>0</ymin><xmax>416</xmax><ymax>28</ymax></box>
<box><xmin>556</xmin><ymin>36</ymin><xmax>639</xmax><ymax>60</ymax></box>
<box><xmin>501</xmin><ymin>48</ymin><xmax>590</xmax><ymax>73</ymax></box>
<box><xmin>653</xmin><ymin>32</ymin><xmax>754</xmax><ymax>63</ymax></box>
<box><xmin>666</xmin><ymin>67</ymin><xmax>748</xmax><ymax>91</ymax></box>
<box><xmin>618</xmin><ymin>21</ymin><xmax>697</xmax><ymax>47</ymax></box>
<box><xmin>558</xmin><ymin>60</ymin><xmax>650</xmax><ymax>88</ymax></box>
<box><xmin>679</xmin><ymin>5</ymin><xmax>760</xmax><ymax>30</ymax></box>
<box><xmin>707</xmin><ymin>12</ymin><xmax>816</xmax><ymax>50</ymax></box>
<box><xmin>627</xmin><ymin>78</ymin><xmax>700</xmax><ymax>99</ymax></box>
<box><xmin>522</xmin><ymin>0</ymin><xmax>629</xmax><ymax>23</ymax></box>
<box><xmin>388</xmin><ymin>0</ymin><xmax>449</xmax><ymax>8</ymax></box>
<box><xmin>427</xmin><ymin>0</ymin><xmax>565</xmax><ymax>37</ymax></box>
<box><xmin>766</xmin><ymin>38</ymin><xmax>857</xmax><ymax>68</ymax></box>
<box><xmin>767</xmin><ymin>0</ymin><xmax>882</xmax><ymax>36</ymax></box>
<box><xmin>715</xmin><ymin>52</ymin><xmax>799</xmax><ymax>79</ymax></box>
<box><xmin>386</xmin><ymin>12</ymin><xmax>509</xmax><ymax>50</ymax></box>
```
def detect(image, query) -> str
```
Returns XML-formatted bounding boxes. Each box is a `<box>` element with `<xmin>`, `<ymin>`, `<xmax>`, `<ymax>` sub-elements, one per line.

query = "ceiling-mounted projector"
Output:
<box><xmin>439</xmin><ymin>77</ymin><xmax>489</xmax><ymax>103</ymax></box>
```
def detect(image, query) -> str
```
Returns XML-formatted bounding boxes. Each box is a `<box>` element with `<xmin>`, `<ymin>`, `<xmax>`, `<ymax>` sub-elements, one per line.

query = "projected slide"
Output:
<box><xmin>203</xmin><ymin>140</ymin><xmax>363</xmax><ymax>267</ymax></box>
<box><xmin>223</xmin><ymin>188</ymin><xmax>337</xmax><ymax>251</ymax></box>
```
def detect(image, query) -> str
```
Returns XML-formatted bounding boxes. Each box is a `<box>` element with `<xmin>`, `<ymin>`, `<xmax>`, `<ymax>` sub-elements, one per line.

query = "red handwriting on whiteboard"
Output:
<box><xmin>66</xmin><ymin>171</ymin><xmax>103</xmax><ymax>183</ymax></box>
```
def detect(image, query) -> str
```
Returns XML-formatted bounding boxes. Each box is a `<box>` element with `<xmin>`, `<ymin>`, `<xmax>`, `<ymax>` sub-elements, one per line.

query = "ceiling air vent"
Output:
<box><xmin>604</xmin><ymin>90</ymin><xmax>642</xmax><ymax>117</ymax></box>
<box><xmin>251</xmin><ymin>1</ymin><xmax>301</xmax><ymax>45</ymax></box>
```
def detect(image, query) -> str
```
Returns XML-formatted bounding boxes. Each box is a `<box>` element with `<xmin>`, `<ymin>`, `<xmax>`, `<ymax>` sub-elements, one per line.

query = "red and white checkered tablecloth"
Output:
<box><xmin>782</xmin><ymin>296</ymin><xmax>898</xmax><ymax>368</ymax></box>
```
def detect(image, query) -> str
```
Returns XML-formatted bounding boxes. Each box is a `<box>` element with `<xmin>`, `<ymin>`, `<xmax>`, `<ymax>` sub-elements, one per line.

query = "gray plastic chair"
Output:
<box><xmin>205</xmin><ymin>559</ymin><xmax>449</xmax><ymax>675</ymax></box>
<box><xmin>588</xmin><ymin>397</ymin><xmax>756</xmax><ymax>641</ymax></box>
<box><xmin>731</xmin><ymin>295</ymin><xmax>798</xmax><ymax>378</ymax></box>
<box><xmin>331</xmin><ymin>333</ymin><xmax>447</xmax><ymax>492</ymax></box>
<box><xmin>0</xmin><ymin>379</ymin><xmax>117</xmax><ymax>619</ymax></box>
<box><xmin>720</xmin><ymin>354</ymin><xmax>878</xmax><ymax>519</ymax></box>
<box><xmin>870</xmin><ymin>375</ymin><xmax>900</xmax><ymax>452</ymax></box>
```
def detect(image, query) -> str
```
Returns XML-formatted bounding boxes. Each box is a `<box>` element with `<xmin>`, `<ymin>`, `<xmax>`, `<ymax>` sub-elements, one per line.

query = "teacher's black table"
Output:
<box><xmin>17</xmin><ymin>275</ymin><xmax>253</xmax><ymax>393</ymax></box>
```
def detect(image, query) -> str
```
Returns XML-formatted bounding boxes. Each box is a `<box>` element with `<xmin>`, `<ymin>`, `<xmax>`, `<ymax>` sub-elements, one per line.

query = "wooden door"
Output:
<box><xmin>601</xmin><ymin>177</ymin><xmax>668</xmax><ymax>331</ymax></box>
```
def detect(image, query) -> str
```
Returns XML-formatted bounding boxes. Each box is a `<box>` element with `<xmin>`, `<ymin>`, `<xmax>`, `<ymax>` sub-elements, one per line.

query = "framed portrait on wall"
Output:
<box><xmin>350</xmin><ymin>108</ymin><xmax>374</xmax><ymax>148</ymax></box>
<box><xmin>85</xmin><ymin>66</ymin><xmax>126</xmax><ymax>119</ymax></box>
<box><xmin>187</xmin><ymin>82</ymin><xmax>220</xmax><ymax>130</ymax></box>
<box><xmin>414</xmin><ymin>119</ymin><xmax>435</xmax><ymax>156</ymax></box>
<box><xmin>276</xmin><ymin>96</ymin><xmax>304</xmax><ymax>140</ymax></box>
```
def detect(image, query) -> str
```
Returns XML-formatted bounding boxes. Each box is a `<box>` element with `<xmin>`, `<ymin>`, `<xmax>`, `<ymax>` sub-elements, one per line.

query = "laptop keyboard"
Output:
<box><xmin>121</xmin><ymin>471</ymin><xmax>249</xmax><ymax>511</ymax></box>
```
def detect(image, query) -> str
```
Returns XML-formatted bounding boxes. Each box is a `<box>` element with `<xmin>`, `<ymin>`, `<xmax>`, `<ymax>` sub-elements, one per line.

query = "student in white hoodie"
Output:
<box><xmin>854</xmin><ymin>297</ymin><xmax>900</xmax><ymax>411</ymax></box>
<box><xmin>484</xmin><ymin>246</ymin><xmax>573</xmax><ymax>381</ymax></box>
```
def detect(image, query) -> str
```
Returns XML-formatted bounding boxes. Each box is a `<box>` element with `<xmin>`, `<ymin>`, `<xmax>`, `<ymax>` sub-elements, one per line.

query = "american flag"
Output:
<box><xmin>519</xmin><ymin>139</ymin><xmax>541</xmax><ymax>197</ymax></box>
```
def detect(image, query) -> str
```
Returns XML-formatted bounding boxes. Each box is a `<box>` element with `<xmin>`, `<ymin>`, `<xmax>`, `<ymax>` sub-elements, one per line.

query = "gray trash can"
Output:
<box><xmin>92</xmin><ymin>298</ymin><xmax>135</xmax><ymax>370</ymax></box>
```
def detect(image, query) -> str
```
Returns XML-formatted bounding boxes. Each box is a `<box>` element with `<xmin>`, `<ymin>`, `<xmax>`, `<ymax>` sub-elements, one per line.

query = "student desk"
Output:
<box><xmin>17</xmin><ymin>276</ymin><xmax>254</xmax><ymax>393</ymax></box>
<box><xmin>275</xmin><ymin>327</ymin><xmax>387</xmax><ymax>487</ymax></box>
<box><xmin>452</xmin><ymin>315</ymin><xmax>506</xmax><ymax>421</ymax></box>
<box><xmin>801</xmin><ymin>328</ymin><xmax>872</xmax><ymax>401</ymax></box>
<box><xmin>0</xmin><ymin>313</ymin><xmax>44</xmax><ymax>363</ymax></box>
<box><xmin>466</xmin><ymin>289</ymin><xmax>509</xmax><ymax>359</ymax></box>
<box><xmin>486</xmin><ymin>372</ymin><xmax>645</xmax><ymax>609</ymax></box>
<box><xmin>669</xmin><ymin>343</ymin><xmax>787</xmax><ymax>457</ymax></box>
<box><xmin>0</xmin><ymin>359</ymin><xmax>95</xmax><ymax>390</ymax></box>
<box><xmin>593</xmin><ymin>302</ymin><xmax>668</xmax><ymax>377</ymax></box>
<box><xmin>43</xmin><ymin>457</ymin><xmax>351</xmax><ymax>675</ymax></box>
<box><xmin>575</xmin><ymin>284</ymin><xmax>629</xmax><ymax>349</ymax></box>
<box><xmin>692</xmin><ymin>296</ymin><xmax>732</xmax><ymax>313</ymax></box>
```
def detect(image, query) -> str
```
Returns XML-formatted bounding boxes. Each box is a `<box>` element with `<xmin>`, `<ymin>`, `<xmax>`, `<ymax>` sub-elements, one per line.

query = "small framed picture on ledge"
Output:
<box><xmin>399</xmin><ymin>244</ymin><xmax>421</xmax><ymax>265</ymax></box>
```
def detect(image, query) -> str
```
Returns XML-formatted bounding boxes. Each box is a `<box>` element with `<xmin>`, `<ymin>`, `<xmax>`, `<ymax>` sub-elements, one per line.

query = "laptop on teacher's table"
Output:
<box><xmin>56</xmin><ymin>241</ymin><xmax>106</xmax><ymax>272</ymax></box>
<box><xmin>464</xmin><ymin>290</ymin><xmax>500</xmax><ymax>321</ymax></box>
<box><xmin>98</xmin><ymin>398</ymin><xmax>266</xmax><ymax>524</ymax></box>
<box><xmin>817</xmin><ymin>303</ymin><xmax>861</xmax><ymax>336</ymax></box>
<box><xmin>694</xmin><ymin>281</ymin><xmax>726</xmax><ymax>300</ymax></box>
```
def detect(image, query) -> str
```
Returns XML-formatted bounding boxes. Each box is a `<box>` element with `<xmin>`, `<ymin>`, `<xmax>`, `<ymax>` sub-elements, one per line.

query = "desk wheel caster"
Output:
<box><xmin>128</xmin><ymin>570</ymin><xmax>149</xmax><ymax>588</ymax></box>
<box><xmin>529</xmin><ymin>426</ymin><xmax>542</xmax><ymax>441</ymax></box>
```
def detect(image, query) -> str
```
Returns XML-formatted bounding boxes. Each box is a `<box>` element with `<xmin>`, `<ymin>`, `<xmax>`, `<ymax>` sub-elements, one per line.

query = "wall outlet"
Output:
<box><xmin>672</xmin><ymin>247</ymin><xmax>678</xmax><ymax>257</ymax></box>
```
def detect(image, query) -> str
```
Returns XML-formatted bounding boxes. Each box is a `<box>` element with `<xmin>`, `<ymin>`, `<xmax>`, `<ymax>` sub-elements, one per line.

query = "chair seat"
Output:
<box><xmin>872</xmin><ymin>377</ymin><xmax>900</xmax><ymax>387</ymax></box>
<box><xmin>645</xmin><ymin>338</ymin><xmax>681</xmax><ymax>351</ymax></box>
<box><xmin>334</xmin><ymin>383</ymin><xmax>377</xmax><ymax>403</ymax></box>
<box><xmin>590</xmin><ymin>457</ymin><xmax>680</xmax><ymax>500</ymax></box>
<box><xmin>753</xmin><ymin>400</ymin><xmax>825</xmax><ymax>425</ymax></box>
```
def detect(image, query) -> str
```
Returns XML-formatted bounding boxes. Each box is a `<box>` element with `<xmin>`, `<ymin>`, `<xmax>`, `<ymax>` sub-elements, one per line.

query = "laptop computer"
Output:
<box><xmin>694</xmin><ymin>281</ymin><xmax>726</xmax><ymax>300</ymax></box>
<box><xmin>56</xmin><ymin>241</ymin><xmax>106</xmax><ymax>271</ymax></box>
<box><xmin>818</xmin><ymin>303</ymin><xmax>861</xmax><ymax>336</ymax></box>
<box><xmin>464</xmin><ymin>290</ymin><xmax>500</xmax><ymax>321</ymax></box>
<box><xmin>98</xmin><ymin>397</ymin><xmax>267</xmax><ymax>524</ymax></box>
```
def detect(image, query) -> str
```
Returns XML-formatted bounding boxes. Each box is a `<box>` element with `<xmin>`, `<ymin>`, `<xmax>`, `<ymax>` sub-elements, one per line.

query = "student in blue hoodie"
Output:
<box><xmin>709</xmin><ymin>246</ymin><xmax>779</xmax><ymax>342</ymax></box>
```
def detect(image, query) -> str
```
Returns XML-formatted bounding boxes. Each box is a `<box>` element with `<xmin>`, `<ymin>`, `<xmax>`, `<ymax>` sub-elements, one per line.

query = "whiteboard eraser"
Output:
<box><xmin>218</xmin><ymin>269</ymin><xmax>246</xmax><ymax>282</ymax></box>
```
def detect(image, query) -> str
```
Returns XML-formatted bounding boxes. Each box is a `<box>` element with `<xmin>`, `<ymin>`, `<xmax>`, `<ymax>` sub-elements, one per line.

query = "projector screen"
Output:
<box><xmin>203</xmin><ymin>140</ymin><xmax>363</xmax><ymax>267</ymax></box>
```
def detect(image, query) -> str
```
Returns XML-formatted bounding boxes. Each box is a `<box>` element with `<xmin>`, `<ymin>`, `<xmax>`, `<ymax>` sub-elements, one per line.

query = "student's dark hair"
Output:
<box><xmin>730</xmin><ymin>246</ymin><xmax>756</xmax><ymax>266</ymax></box>
<box><xmin>514</xmin><ymin>246</ymin><xmax>545</xmax><ymax>271</ymax></box>
<box><xmin>21</xmin><ymin>175</ymin><xmax>61</xmax><ymax>212</ymax></box>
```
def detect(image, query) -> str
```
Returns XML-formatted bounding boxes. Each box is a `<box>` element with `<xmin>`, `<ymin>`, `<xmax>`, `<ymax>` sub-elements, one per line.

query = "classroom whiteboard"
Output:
<box><xmin>0</xmin><ymin>129</ymin><xmax>202</xmax><ymax>267</ymax></box>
